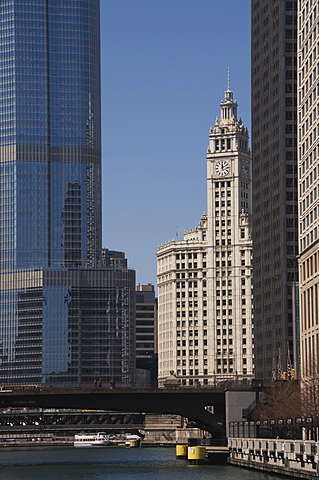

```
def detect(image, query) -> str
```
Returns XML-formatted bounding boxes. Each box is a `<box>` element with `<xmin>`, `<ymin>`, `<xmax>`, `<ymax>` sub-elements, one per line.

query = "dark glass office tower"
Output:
<box><xmin>0</xmin><ymin>1</ymin><xmax>136</xmax><ymax>386</ymax></box>
<box><xmin>251</xmin><ymin>0</ymin><xmax>299</xmax><ymax>380</ymax></box>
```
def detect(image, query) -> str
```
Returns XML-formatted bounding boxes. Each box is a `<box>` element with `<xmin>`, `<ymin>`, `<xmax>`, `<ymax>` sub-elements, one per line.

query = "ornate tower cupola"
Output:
<box><xmin>220</xmin><ymin>69</ymin><xmax>238</xmax><ymax>122</ymax></box>
<box><xmin>208</xmin><ymin>69</ymin><xmax>249</xmax><ymax>156</ymax></box>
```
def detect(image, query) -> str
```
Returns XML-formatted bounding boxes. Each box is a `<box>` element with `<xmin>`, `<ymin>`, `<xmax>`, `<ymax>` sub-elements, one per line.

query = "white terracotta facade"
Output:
<box><xmin>157</xmin><ymin>83</ymin><xmax>254</xmax><ymax>386</ymax></box>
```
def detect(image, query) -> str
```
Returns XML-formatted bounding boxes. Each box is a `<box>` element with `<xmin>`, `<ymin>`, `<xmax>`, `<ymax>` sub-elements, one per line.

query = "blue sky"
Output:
<box><xmin>101</xmin><ymin>1</ymin><xmax>251</xmax><ymax>287</ymax></box>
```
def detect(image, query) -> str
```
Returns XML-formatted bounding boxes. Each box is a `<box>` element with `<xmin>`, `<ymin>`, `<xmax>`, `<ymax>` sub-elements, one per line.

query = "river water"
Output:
<box><xmin>0</xmin><ymin>446</ymin><xmax>285</xmax><ymax>480</ymax></box>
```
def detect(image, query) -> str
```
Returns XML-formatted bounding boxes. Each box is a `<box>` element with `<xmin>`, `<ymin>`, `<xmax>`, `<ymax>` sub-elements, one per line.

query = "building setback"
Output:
<box><xmin>251</xmin><ymin>0</ymin><xmax>299</xmax><ymax>380</ymax></box>
<box><xmin>157</xmin><ymin>81</ymin><xmax>254</xmax><ymax>387</ymax></box>
<box><xmin>0</xmin><ymin>0</ymin><xmax>135</xmax><ymax>386</ymax></box>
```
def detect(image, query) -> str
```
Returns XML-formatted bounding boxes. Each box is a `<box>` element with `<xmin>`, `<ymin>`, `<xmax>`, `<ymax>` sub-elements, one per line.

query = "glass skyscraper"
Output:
<box><xmin>0</xmin><ymin>1</ymin><xmax>136</xmax><ymax>386</ymax></box>
<box><xmin>0</xmin><ymin>0</ymin><xmax>101</xmax><ymax>271</ymax></box>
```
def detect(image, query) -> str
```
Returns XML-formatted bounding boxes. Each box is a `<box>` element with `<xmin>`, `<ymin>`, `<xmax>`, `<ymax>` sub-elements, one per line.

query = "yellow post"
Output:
<box><xmin>176</xmin><ymin>444</ymin><xmax>187</xmax><ymax>459</ymax></box>
<box><xmin>187</xmin><ymin>446</ymin><xmax>206</xmax><ymax>464</ymax></box>
<box><xmin>129</xmin><ymin>440</ymin><xmax>139</xmax><ymax>448</ymax></box>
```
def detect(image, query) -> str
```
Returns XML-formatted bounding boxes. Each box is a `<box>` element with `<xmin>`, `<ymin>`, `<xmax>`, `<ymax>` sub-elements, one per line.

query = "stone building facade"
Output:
<box><xmin>298</xmin><ymin>0</ymin><xmax>319</xmax><ymax>387</ymax></box>
<box><xmin>157</xmin><ymin>81</ymin><xmax>254</xmax><ymax>386</ymax></box>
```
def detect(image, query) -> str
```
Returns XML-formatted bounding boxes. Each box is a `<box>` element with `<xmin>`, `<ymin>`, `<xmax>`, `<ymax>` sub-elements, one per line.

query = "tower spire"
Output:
<box><xmin>224</xmin><ymin>67</ymin><xmax>233</xmax><ymax>103</ymax></box>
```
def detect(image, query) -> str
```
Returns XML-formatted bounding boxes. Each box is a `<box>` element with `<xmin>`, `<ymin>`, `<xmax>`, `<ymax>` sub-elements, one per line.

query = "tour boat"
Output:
<box><xmin>74</xmin><ymin>432</ymin><xmax>111</xmax><ymax>447</ymax></box>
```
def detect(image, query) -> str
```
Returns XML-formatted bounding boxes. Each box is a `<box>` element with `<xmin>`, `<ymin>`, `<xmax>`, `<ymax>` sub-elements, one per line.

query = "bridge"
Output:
<box><xmin>0</xmin><ymin>387</ymin><xmax>226</xmax><ymax>438</ymax></box>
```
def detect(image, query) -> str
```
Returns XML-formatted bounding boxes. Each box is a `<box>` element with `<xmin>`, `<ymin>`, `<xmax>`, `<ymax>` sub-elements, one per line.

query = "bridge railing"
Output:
<box><xmin>0</xmin><ymin>378</ymin><xmax>255</xmax><ymax>391</ymax></box>
<box><xmin>0</xmin><ymin>382</ymin><xmax>227</xmax><ymax>391</ymax></box>
<box><xmin>229</xmin><ymin>415</ymin><xmax>319</xmax><ymax>440</ymax></box>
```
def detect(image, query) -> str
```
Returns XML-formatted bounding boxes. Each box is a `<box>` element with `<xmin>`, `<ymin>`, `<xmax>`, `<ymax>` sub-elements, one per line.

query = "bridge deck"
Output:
<box><xmin>0</xmin><ymin>387</ymin><xmax>227</xmax><ymax>438</ymax></box>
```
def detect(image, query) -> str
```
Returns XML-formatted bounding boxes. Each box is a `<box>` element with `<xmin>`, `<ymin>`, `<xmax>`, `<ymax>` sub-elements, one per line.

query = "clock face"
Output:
<box><xmin>241</xmin><ymin>162</ymin><xmax>249</xmax><ymax>176</ymax></box>
<box><xmin>215</xmin><ymin>160</ymin><xmax>229</xmax><ymax>176</ymax></box>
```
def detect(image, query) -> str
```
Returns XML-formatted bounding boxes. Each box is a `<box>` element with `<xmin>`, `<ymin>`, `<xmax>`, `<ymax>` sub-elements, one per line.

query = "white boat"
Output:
<box><xmin>74</xmin><ymin>432</ymin><xmax>111</xmax><ymax>447</ymax></box>
<box><xmin>124</xmin><ymin>434</ymin><xmax>140</xmax><ymax>442</ymax></box>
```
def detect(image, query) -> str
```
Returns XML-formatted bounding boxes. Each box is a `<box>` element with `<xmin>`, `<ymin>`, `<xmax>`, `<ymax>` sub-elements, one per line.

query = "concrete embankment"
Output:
<box><xmin>229</xmin><ymin>437</ymin><xmax>319</xmax><ymax>479</ymax></box>
<box><xmin>229</xmin><ymin>456</ymin><xmax>319</xmax><ymax>479</ymax></box>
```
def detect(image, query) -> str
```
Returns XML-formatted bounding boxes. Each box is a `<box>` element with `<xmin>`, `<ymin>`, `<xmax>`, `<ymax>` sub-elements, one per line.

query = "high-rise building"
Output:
<box><xmin>0</xmin><ymin>0</ymin><xmax>102</xmax><ymax>271</ymax></box>
<box><xmin>135</xmin><ymin>284</ymin><xmax>158</xmax><ymax>384</ymax></box>
<box><xmin>0</xmin><ymin>1</ymin><xmax>136</xmax><ymax>386</ymax></box>
<box><xmin>102</xmin><ymin>249</ymin><xmax>128</xmax><ymax>269</ymax></box>
<box><xmin>251</xmin><ymin>0</ymin><xmax>299</xmax><ymax>380</ymax></box>
<box><xmin>298</xmin><ymin>1</ymin><xmax>319</xmax><ymax>384</ymax></box>
<box><xmin>157</xmin><ymin>81</ymin><xmax>254</xmax><ymax>386</ymax></box>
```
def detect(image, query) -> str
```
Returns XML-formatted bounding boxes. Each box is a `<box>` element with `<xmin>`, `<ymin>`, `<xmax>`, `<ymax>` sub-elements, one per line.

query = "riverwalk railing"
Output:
<box><xmin>229</xmin><ymin>415</ymin><xmax>318</xmax><ymax>440</ymax></box>
<box><xmin>229</xmin><ymin>437</ymin><xmax>319</xmax><ymax>478</ymax></box>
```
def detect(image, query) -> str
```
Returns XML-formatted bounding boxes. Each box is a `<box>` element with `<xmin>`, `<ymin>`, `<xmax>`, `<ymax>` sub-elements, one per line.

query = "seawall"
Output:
<box><xmin>229</xmin><ymin>437</ymin><xmax>319</xmax><ymax>479</ymax></box>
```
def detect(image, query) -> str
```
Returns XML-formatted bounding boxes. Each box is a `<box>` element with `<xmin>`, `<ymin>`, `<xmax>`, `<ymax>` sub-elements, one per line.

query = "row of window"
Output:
<box><xmin>176</xmin><ymin>339</ymin><xmax>203</xmax><ymax>347</ymax></box>
<box><xmin>177</xmin><ymin>311</ymin><xmax>202</xmax><ymax>317</ymax></box>
<box><xmin>215</xmin><ymin>219</ymin><xmax>231</xmax><ymax>226</ymax></box>
<box><xmin>177</xmin><ymin>349</ymin><xmax>208</xmax><ymax>357</ymax></box>
<box><xmin>216</xmin><ymin>299</ymin><xmax>232</xmax><ymax>306</ymax></box>
<box><xmin>176</xmin><ymin>291</ymin><xmax>206</xmax><ymax>298</ymax></box>
<box><xmin>177</xmin><ymin>358</ymin><xmax>202</xmax><ymax>366</ymax></box>
<box><xmin>217</xmin><ymin>358</ymin><xmax>234</xmax><ymax>365</ymax></box>
<box><xmin>176</xmin><ymin>370</ymin><xmax>204</xmax><ymax>377</ymax></box>
<box><xmin>215</xmin><ymin>269</ymin><xmax>251</xmax><ymax>277</ymax></box>
<box><xmin>215</xmin><ymin>190</ymin><xmax>231</xmax><ymax>197</ymax></box>
<box><xmin>215</xmin><ymin>210</ymin><xmax>231</xmax><ymax>217</ymax></box>
<box><xmin>300</xmin><ymin>160</ymin><xmax>318</xmax><ymax>189</ymax></box>
<box><xmin>176</xmin><ymin>263</ymin><xmax>201</xmax><ymax>269</ymax></box>
<box><xmin>300</xmin><ymin>248</ymin><xmax>319</xmax><ymax>283</ymax></box>
<box><xmin>216</xmin><ymin>348</ymin><xmax>251</xmax><ymax>356</ymax></box>
<box><xmin>215</xmin><ymin>181</ymin><xmax>231</xmax><ymax>188</ymax></box>
<box><xmin>300</xmin><ymin>287</ymin><xmax>319</xmax><ymax>337</ymax></box>
<box><xmin>299</xmin><ymin>67</ymin><xmax>317</xmax><ymax>106</ymax></box>
<box><xmin>215</xmin><ymin>200</ymin><xmax>232</xmax><ymax>208</ymax></box>
<box><xmin>300</xmin><ymin>122</ymin><xmax>318</xmax><ymax>155</ymax></box>
<box><xmin>173</xmin><ymin>379</ymin><xmax>209</xmax><ymax>385</ymax></box>
<box><xmin>299</xmin><ymin>81</ymin><xmax>317</xmax><ymax>118</ymax></box>
<box><xmin>301</xmin><ymin>225</ymin><xmax>318</xmax><ymax>250</ymax></box>
<box><xmin>216</xmin><ymin>338</ymin><xmax>248</xmax><ymax>346</ymax></box>
<box><xmin>300</xmin><ymin>201</ymin><xmax>318</xmax><ymax>231</ymax></box>
<box><xmin>176</xmin><ymin>253</ymin><xmax>205</xmax><ymax>260</ymax></box>
<box><xmin>176</xmin><ymin>301</ymin><xmax>204</xmax><ymax>308</ymax></box>
<box><xmin>216</xmin><ymin>260</ymin><xmax>232</xmax><ymax>267</ymax></box>
<box><xmin>300</xmin><ymin>182</ymin><xmax>319</xmax><ymax>214</ymax></box>
<box><xmin>177</xmin><ymin>330</ymin><xmax>203</xmax><ymax>337</ymax></box>
<box><xmin>176</xmin><ymin>281</ymin><xmax>201</xmax><ymax>288</ymax></box>
<box><xmin>176</xmin><ymin>272</ymin><xmax>199</xmax><ymax>279</ymax></box>
<box><xmin>216</xmin><ymin>279</ymin><xmax>232</xmax><ymax>286</ymax></box>
<box><xmin>176</xmin><ymin>321</ymin><xmax>206</xmax><ymax>329</ymax></box>
<box><xmin>216</xmin><ymin>328</ymin><xmax>234</xmax><ymax>336</ymax></box>
<box><xmin>300</xmin><ymin>13</ymin><xmax>316</xmax><ymax>54</ymax></box>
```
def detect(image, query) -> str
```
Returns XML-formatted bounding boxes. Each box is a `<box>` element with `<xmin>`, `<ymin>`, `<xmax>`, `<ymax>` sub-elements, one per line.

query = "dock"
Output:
<box><xmin>205</xmin><ymin>446</ymin><xmax>229</xmax><ymax>464</ymax></box>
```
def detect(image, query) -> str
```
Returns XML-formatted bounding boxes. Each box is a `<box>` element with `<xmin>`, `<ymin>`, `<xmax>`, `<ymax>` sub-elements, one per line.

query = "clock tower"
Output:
<box><xmin>157</xmin><ymin>73</ymin><xmax>254</xmax><ymax>387</ymax></box>
<box><xmin>206</xmin><ymin>73</ymin><xmax>254</xmax><ymax>382</ymax></box>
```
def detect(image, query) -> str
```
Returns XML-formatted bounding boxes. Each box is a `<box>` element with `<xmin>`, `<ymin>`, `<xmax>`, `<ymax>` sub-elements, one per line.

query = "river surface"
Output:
<box><xmin>0</xmin><ymin>446</ymin><xmax>285</xmax><ymax>480</ymax></box>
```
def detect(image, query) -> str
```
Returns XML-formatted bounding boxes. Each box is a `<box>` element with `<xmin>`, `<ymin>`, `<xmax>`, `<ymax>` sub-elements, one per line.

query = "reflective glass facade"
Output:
<box><xmin>0</xmin><ymin>0</ymin><xmax>101</xmax><ymax>271</ymax></box>
<box><xmin>0</xmin><ymin>269</ymin><xmax>136</xmax><ymax>385</ymax></box>
<box><xmin>0</xmin><ymin>2</ymin><xmax>136</xmax><ymax>386</ymax></box>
